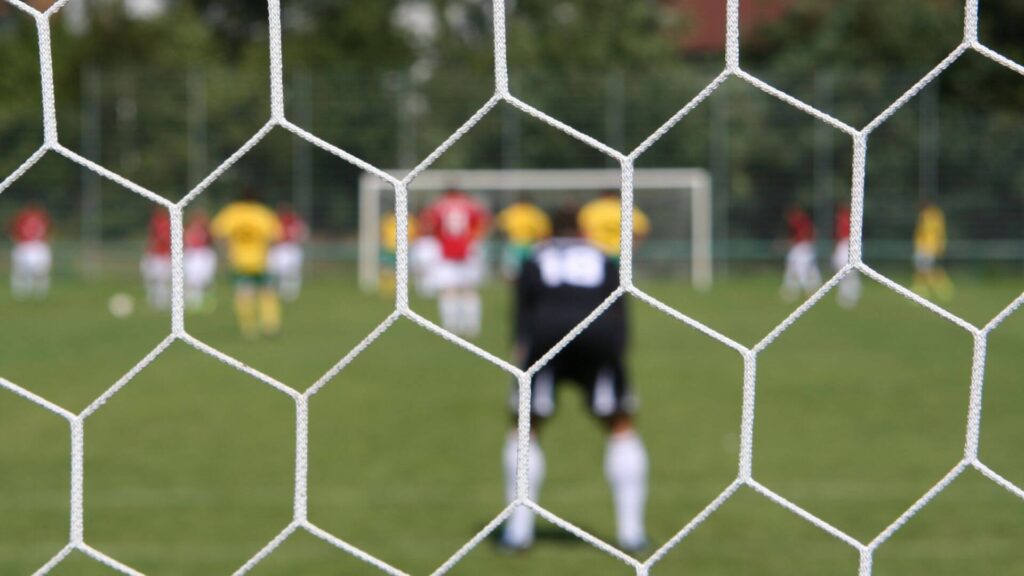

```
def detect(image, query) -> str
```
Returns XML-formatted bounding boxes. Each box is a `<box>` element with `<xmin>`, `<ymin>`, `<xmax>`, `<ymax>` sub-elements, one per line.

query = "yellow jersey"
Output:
<box><xmin>211</xmin><ymin>201</ymin><xmax>283</xmax><ymax>274</ymax></box>
<box><xmin>577</xmin><ymin>196</ymin><xmax>650</xmax><ymax>256</ymax></box>
<box><xmin>496</xmin><ymin>202</ymin><xmax>552</xmax><ymax>245</ymax></box>
<box><xmin>914</xmin><ymin>205</ymin><xmax>947</xmax><ymax>257</ymax></box>
<box><xmin>380</xmin><ymin>213</ymin><xmax>418</xmax><ymax>253</ymax></box>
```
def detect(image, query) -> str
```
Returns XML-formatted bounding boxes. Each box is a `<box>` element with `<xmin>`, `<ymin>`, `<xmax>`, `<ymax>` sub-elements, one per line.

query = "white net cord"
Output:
<box><xmin>0</xmin><ymin>0</ymin><xmax>1021</xmax><ymax>574</ymax></box>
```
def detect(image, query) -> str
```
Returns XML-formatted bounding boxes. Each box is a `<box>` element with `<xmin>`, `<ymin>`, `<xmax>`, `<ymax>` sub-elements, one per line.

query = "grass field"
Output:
<box><xmin>1</xmin><ymin>268</ymin><xmax>1023</xmax><ymax>576</ymax></box>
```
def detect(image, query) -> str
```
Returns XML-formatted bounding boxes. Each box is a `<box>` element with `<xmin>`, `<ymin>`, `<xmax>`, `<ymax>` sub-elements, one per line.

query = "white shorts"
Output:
<box><xmin>184</xmin><ymin>247</ymin><xmax>217</xmax><ymax>288</ymax></box>
<box><xmin>411</xmin><ymin>237</ymin><xmax>443</xmax><ymax>295</ymax></box>
<box><xmin>410</xmin><ymin>237</ymin><xmax>441</xmax><ymax>274</ymax></box>
<box><xmin>12</xmin><ymin>241</ymin><xmax>52</xmax><ymax>275</ymax></box>
<box><xmin>786</xmin><ymin>241</ymin><xmax>817</xmax><ymax>271</ymax></box>
<box><xmin>268</xmin><ymin>243</ymin><xmax>304</xmax><ymax>277</ymax></box>
<box><xmin>430</xmin><ymin>249</ymin><xmax>485</xmax><ymax>292</ymax></box>
<box><xmin>140</xmin><ymin>254</ymin><xmax>172</xmax><ymax>283</ymax></box>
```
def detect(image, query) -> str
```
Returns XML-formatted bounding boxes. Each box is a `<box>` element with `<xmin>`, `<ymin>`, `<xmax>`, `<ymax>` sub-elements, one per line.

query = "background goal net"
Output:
<box><xmin>358</xmin><ymin>168</ymin><xmax>713</xmax><ymax>293</ymax></box>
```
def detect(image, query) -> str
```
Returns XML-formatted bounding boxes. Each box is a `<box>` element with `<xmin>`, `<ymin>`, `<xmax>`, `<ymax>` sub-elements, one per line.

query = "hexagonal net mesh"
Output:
<box><xmin>1</xmin><ymin>0</ymin><xmax>1022</xmax><ymax>575</ymax></box>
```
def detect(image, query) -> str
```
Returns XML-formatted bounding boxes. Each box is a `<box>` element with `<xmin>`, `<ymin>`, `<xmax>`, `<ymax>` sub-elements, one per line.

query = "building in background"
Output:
<box><xmin>668</xmin><ymin>0</ymin><xmax>794</xmax><ymax>54</ymax></box>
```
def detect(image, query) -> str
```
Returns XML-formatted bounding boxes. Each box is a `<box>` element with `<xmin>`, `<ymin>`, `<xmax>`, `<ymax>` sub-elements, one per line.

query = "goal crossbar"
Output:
<box><xmin>358</xmin><ymin>168</ymin><xmax>713</xmax><ymax>292</ymax></box>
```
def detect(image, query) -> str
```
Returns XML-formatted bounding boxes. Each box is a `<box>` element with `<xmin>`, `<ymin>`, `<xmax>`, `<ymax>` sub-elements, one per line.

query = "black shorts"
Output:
<box><xmin>510</xmin><ymin>336</ymin><xmax>635</xmax><ymax>420</ymax></box>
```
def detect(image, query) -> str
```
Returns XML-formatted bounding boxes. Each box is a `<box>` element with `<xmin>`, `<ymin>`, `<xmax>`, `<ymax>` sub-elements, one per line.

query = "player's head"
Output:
<box><xmin>600</xmin><ymin>189</ymin><xmax>619</xmax><ymax>199</ymax></box>
<box><xmin>551</xmin><ymin>203</ymin><xmax>580</xmax><ymax>237</ymax></box>
<box><xmin>443</xmin><ymin>187</ymin><xmax>464</xmax><ymax>197</ymax></box>
<box><xmin>276</xmin><ymin>201</ymin><xmax>293</xmax><ymax>213</ymax></box>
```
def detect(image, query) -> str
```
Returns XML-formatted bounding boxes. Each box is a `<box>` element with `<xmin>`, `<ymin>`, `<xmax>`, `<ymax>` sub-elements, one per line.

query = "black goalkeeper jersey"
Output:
<box><xmin>515</xmin><ymin>238</ymin><xmax>626</xmax><ymax>355</ymax></box>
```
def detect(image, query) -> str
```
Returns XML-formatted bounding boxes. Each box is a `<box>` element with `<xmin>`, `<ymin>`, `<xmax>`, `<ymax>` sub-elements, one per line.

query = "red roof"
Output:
<box><xmin>670</xmin><ymin>0</ymin><xmax>795</xmax><ymax>53</ymax></box>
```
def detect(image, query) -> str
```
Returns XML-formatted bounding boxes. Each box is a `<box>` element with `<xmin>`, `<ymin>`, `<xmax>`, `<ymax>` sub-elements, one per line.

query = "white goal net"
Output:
<box><xmin>1</xmin><ymin>0</ymin><xmax>1022</xmax><ymax>575</ymax></box>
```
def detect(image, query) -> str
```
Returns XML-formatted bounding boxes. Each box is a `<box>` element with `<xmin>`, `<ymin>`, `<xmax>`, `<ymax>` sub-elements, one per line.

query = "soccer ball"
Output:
<box><xmin>108</xmin><ymin>293</ymin><xmax>135</xmax><ymax>319</ymax></box>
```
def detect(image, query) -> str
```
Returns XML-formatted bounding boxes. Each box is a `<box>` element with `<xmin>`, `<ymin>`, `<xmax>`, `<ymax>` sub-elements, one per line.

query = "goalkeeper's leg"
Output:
<box><xmin>604</xmin><ymin>413</ymin><xmax>649</xmax><ymax>553</ymax></box>
<box><xmin>501</xmin><ymin>370</ymin><xmax>552</xmax><ymax>550</ymax></box>
<box><xmin>588</xmin><ymin>358</ymin><xmax>648</xmax><ymax>553</ymax></box>
<box><xmin>501</xmin><ymin>427</ymin><xmax>545</xmax><ymax>549</ymax></box>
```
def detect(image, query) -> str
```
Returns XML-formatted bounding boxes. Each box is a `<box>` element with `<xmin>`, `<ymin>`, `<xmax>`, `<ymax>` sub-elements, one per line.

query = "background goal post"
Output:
<box><xmin>358</xmin><ymin>168</ymin><xmax>713</xmax><ymax>293</ymax></box>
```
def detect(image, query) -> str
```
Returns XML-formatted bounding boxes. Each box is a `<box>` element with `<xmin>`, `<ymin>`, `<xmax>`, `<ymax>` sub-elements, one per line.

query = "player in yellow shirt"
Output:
<box><xmin>496</xmin><ymin>196</ymin><xmax>552</xmax><ymax>279</ymax></box>
<box><xmin>577</xmin><ymin>191</ymin><xmax>650</xmax><ymax>258</ymax></box>
<box><xmin>379</xmin><ymin>212</ymin><xmax>418</xmax><ymax>296</ymax></box>
<box><xmin>912</xmin><ymin>200</ymin><xmax>954</xmax><ymax>301</ymax></box>
<box><xmin>211</xmin><ymin>187</ymin><xmax>284</xmax><ymax>339</ymax></box>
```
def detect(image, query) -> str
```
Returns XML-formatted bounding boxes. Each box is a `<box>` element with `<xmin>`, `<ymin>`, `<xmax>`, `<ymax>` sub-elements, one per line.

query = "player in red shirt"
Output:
<box><xmin>419</xmin><ymin>189</ymin><xmax>491</xmax><ymax>337</ymax></box>
<box><xmin>268</xmin><ymin>203</ymin><xmax>309</xmax><ymax>302</ymax></box>
<box><xmin>9</xmin><ymin>202</ymin><xmax>52</xmax><ymax>299</ymax></box>
<box><xmin>831</xmin><ymin>203</ymin><xmax>861</xmax><ymax>308</ymax></box>
<box><xmin>141</xmin><ymin>208</ymin><xmax>172</xmax><ymax>310</ymax></box>
<box><xmin>183</xmin><ymin>208</ymin><xmax>218</xmax><ymax>312</ymax></box>
<box><xmin>780</xmin><ymin>204</ymin><xmax>821</xmax><ymax>301</ymax></box>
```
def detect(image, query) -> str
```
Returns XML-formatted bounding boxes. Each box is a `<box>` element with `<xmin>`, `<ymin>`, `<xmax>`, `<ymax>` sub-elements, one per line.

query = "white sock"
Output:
<box><xmin>186</xmin><ymin>285</ymin><xmax>202</xmax><ymax>310</ymax></box>
<box><xmin>282</xmin><ymin>274</ymin><xmax>301</xmax><ymax>301</ymax></box>
<box><xmin>145</xmin><ymin>281</ymin><xmax>159</xmax><ymax>308</ymax></box>
<box><xmin>12</xmin><ymin>271</ymin><xmax>30</xmax><ymax>300</ymax></box>
<box><xmin>439</xmin><ymin>293</ymin><xmax>458</xmax><ymax>332</ymax></box>
<box><xmin>502</xmin><ymin>432</ymin><xmax>545</xmax><ymax>548</ymax></box>
<box><xmin>155</xmin><ymin>282</ymin><xmax>171</xmax><ymax>310</ymax></box>
<box><xmin>36</xmin><ymin>273</ymin><xmax>49</xmax><ymax>298</ymax></box>
<box><xmin>462</xmin><ymin>291</ymin><xmax>482</xmax><ymax>337</ymax></box>
<box><xmin>605</xmin><ymin>431</ymin><xmax>648</xmax><ymax>549</ymax></box>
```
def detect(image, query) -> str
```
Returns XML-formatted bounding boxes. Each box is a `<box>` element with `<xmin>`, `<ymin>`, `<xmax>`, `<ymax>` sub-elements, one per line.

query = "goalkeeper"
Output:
<box><xmin>501</xmin><ymin>206</ymin><xmax>648</xmax><ymax>553</ymax></box>
<box><xmin>211</xmin><ymin>186</ymin><xmax>284</xmax><ymax>339</ymax></box>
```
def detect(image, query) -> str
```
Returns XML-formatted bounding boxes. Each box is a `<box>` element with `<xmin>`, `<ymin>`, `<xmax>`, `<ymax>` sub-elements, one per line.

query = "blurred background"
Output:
<box><xmin>0</xmin><ymin>0</ymin><xmax>1022</xmax><ymax>276</ymax></box>
<box><xmin>1</xmin><ymin>1</ymin><xmax>1023</xmax><ymax>575</ymax></box>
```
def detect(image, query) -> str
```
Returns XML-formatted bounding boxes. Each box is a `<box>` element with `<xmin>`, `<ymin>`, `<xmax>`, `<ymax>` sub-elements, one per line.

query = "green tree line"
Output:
<box><xmin>0</xmin><ymin>0</ymin><xmax>1020</xmax><ymax>250</ymax></box>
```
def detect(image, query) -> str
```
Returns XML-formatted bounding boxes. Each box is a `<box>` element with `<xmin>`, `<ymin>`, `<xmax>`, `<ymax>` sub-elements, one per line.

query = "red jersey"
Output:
<box><xmin>147</xmin><ymin>211</ymin><xmax>172</xmax><ymax>256</ymax></box>
<box><xmin>278</xmin><ymin>211</ymin><xmax>308</xmax><ymax>243</ymax></box>
<box><xmin>184</xmin><ymin>218</ymin><xmax>211</xmax><ymax>249</ymax></box>
<box><xmin>834</xmin><ymin>207</ymin><xmax>851</xmax><ymax>241</ymax></box>
<box><xmin>420</xmin><ymin>191</ymin><xmax>490</xmax><ymax>260</ymax></box>
<box><xmin>11</xmin><ymin>208</ymin><xmax>50</xmax><ymax>242</ymax></box>
<box><xmin>787</xmin><ymin>209</ymin><xmax>815</xmax><ymax>243</ymax></box>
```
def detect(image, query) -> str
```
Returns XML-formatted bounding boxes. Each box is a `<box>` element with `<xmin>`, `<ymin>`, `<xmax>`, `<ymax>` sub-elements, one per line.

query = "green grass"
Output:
<box><xmin>1</xmin><ymin>270</ymin><xmax>1023</xmax><ymax>575</ymax></box>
